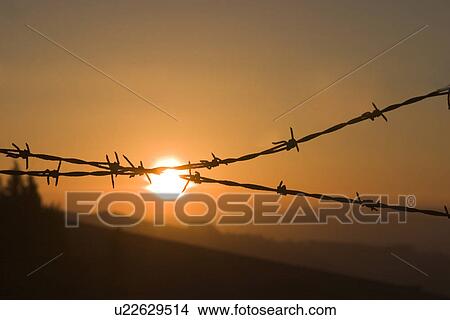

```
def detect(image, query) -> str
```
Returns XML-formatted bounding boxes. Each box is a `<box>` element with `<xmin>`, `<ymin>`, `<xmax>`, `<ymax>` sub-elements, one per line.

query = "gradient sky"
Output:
<box><xmin>0</xmin><ymin>0</ymin><xmax>449</xmax><ymax>249</ymax></box>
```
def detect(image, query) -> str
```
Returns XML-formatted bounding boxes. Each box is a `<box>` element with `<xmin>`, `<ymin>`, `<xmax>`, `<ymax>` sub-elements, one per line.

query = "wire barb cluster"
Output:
<box><xmin>44</xmin><ymin>161</ymin><xmax>62</xmax><ymax>186</ymax></box>
<box><xmin>363</xmin><ymin>102</ymin><xmax>388</xmax><ymax>122</ymax></box>
<box><xmin>5</xmin><ymin>143</ymin><xmax>31</xmax><ymax>169</ymax></box>
<box><xmin>0</xmin><ymin>87</ymin><xmax>449</xmax><ymax>218</ymax></box>
<box><xmin>273</xmin><ymin>127</ymin><xmax>300</xmax><ymax>152</ymax></box>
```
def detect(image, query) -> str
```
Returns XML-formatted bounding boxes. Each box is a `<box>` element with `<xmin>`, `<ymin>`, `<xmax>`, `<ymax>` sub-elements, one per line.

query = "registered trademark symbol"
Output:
<box><xmin>406</xmin><ymin>195</ymin><xmax>416</xmax><ymax>208</ymax></box>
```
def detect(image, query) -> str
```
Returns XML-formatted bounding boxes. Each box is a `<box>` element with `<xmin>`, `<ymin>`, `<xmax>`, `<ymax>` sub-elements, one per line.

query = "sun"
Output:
<box><xmin>145</xmin><ymin>158</ymin><xmax>190</xmax><ymax>195</ymax></box>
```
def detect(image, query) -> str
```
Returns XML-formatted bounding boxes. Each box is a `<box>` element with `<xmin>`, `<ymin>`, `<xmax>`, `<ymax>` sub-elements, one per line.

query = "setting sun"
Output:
<box><xmin>145</xmin><ymin>158</ymin><xmax>190</xmax><ymax>195</ymax></box>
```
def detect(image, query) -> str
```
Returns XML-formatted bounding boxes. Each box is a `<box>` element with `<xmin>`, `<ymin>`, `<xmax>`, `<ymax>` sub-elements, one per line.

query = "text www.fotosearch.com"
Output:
<box><xmin>198</xmin><ymin>304</ymin><xmax>337</xmax><ymax>316</ymax></box>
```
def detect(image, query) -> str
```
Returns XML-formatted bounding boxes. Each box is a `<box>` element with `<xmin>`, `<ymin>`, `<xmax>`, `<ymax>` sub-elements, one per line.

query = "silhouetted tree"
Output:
<box><xmin>5</xmin><ymin>162</ymin><xmax>24</xmax><ymax>199</ymax></box>
<box><xmin>23</xmin><ymin>176</ymin><xmax>41</xmax><ymax>209</ymax></box>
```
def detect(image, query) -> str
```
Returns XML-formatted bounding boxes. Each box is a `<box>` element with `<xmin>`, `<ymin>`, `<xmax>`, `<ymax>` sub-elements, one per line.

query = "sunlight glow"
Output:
<box><xmin>145</xmin><ymin>158</ymin><xmax>190</xmax><ymax>195</ymax></box>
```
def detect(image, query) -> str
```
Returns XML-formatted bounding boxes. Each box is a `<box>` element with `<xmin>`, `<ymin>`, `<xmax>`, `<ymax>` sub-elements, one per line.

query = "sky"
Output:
<box><xmin>0</xmin><ymin>0</ymin><xmax>449</xmax><ymax>248</ymax></box>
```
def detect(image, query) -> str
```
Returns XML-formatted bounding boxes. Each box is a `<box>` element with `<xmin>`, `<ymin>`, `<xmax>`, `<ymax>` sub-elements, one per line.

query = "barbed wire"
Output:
<box><xmin>0</xmin><ymin>86</ymin><xmax>449</xmax><ymax>218</ymax></box>
<box><xmin>1</xmin><ymin>87</ymin><xmax>448</xmax><ymax>174</ymax></box>
<box><xmin>0</xmin><ymin>167</ymin><xmax>447</xmax><ymax>218</ymax></box>
<box><xmin>179</xmin><ymin>174</ymin><xmax>449</xmax><ymax>218</ymax></box>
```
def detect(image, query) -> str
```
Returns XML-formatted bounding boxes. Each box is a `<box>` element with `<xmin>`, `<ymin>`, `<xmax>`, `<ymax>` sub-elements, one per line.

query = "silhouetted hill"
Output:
<box><xmin>1</xmin><ymin>208</ymin><xmax>440</xmax><ymax>299</ymax></box>
<box><xmin>129</xmin><ymin>222</ymin><xmax>450</xmax><ymax>297</ymax></box>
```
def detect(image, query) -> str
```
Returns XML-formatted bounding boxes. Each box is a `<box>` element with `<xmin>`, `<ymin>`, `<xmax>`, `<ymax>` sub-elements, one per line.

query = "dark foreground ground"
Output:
<box><xmin>0</xmin><ymin>204</ymin><xmax>440</xmax><ymax>299</ymax></box>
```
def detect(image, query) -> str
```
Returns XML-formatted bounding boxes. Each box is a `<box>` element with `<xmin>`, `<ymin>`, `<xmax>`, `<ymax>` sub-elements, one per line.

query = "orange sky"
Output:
<box><xmin>0</xmin><ymin>0</ymin><xmax>449</xmax><ymax>218</ymax></box>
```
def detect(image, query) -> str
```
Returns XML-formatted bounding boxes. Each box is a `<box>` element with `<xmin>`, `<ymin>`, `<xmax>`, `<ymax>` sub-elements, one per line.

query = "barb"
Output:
<box><xmin>106</xmin><ymin>152</ymin><xmax>121</xmax><ymax>188</ymax></box>
<box><xmin>5</xmin><ymin>143</ymin><xmax>31</xmax><ymax>169</ymax></box>
<box><xmin>200</xmin><ymin>153</ymin><xmax>225</xmax><ymax>169</ymax></box>
<box><xmin>276</xmin><ymin>181</ymin><xmax>288</xmax><ymax>195</ymax></box>
<box><xmin>362</xmin><ymin>102</ymin><xmax>388</xmax><ymax>122</ymax></box>
<box><xmin>181</xmin><ymin>162</ymin><xmax>201</xmax><ymax>193</ymax></box>
<box><xmin>122</xmin><ymin>155</ymin><xmax>152</xmax><ymax>184</ymax></box>
<box><xmin>44</xmin><ymin>161</ymin><xmax>62</xmax><ymax>186</ymax></box>
<box><xmin>272</xmin><ymin>127</ymin><xmax>300</xmax><ymax>152</ymax></box>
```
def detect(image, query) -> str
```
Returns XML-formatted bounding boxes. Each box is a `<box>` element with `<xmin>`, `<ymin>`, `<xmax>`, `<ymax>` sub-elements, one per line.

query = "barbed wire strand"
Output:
<box><xmin>1</xmin><ymin>88</ymin><xmax>448</xmax><ymax>173</ymax></box>
<box><xmin>179</xmin><ymin>174</ymin><xmax>449</xmax><ymax>218</ymax></box>
<box><xmin>0</xmin><ymin>168</ymin><xmax>447</xmax><ymax>218</ymax></box>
